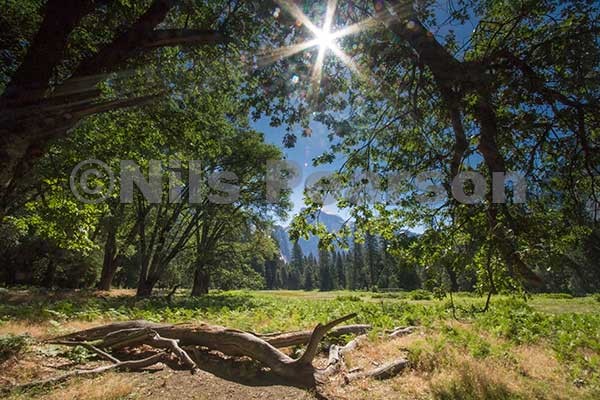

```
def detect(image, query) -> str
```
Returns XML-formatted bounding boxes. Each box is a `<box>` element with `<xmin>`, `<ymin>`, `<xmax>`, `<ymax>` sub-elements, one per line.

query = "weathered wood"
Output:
<box><xmin>260</xmin><ymin>324</ymin><xmax>372</xmax><ymax>348</ymax></box>
<box><xmin>388</xmin><ymin>326</ymin><xmax>416</xmax><ymax>337</ymax></box>
<box><xmin>339</xmin><ymin>334</ymin><xmax>367</xmax><ymax>355</ymax></box>
<box><xmin>11</xmin><ymin>317</ymin><xmax>419</xmax><ymax>394</ymax></box>
<box><xmin>52</xmin><ymin>320</ymin><xmax>372</xmax><ymax>349</ymax></box>
<box><xmin>344</xmin><ymin>359</ymin><xmax>410</xmax><ymax>383</ymax></box>
<box><xmin>296</xmin><ymin>313</ymin><xmax>357</xmax><ymax>366</ymax></box>
<box><xmin>147</xmin><ymin>332</ymin><xmax>198</xmax><ymax>372</ymax></box>
<box><xmin>49</xmin><ymin>315</ymin><xmax>361</xmax><ymax>389</ymax></box>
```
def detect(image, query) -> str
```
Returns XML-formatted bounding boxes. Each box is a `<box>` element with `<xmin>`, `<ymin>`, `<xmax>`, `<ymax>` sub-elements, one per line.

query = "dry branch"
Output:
<box><xmin>147</xmin><ymin>332</ymin><xmax>198</xmax><ymax>372</ymax></box>
<box><xmin>388</xmin><ymin>326</ymin><xmax>417</xmax><ymax>337</ymax></box>
<box><xmin>295</xmin><ymin>313</ymin><xmax>357</xmax><ymax>366</ymax></box>
<box><xmin>261</xmin><ymin>324</ymin><xmax>371</xmax><ymax>348</ymax></box>
<box><xmin>344</xmin><ymin>359</ymin><xmax>410</xmax><ymax>383</ymax></box>
<box><xmin>339</xmin><ymin>334</ymin><xmax>368</xmax><ymax>355</ymax></box>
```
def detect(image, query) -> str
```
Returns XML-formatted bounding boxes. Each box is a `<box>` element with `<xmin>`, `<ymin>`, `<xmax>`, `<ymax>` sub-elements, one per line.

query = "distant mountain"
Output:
<box><xmin>273</xmin><ymin>211</ymin><xmax>345</xmax><ymax>262</ymax></box>
<box><xmin>272</xmin><ymin>225</ymin><xmax>292</xmax><ymax>261</ymax></box>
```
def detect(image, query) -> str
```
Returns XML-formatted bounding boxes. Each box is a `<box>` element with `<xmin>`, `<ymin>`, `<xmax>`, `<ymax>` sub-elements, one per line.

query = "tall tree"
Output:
<box><xmin>318</xmin><ymin>245</ymin><xmax>333</xmax><ymax>291</ymax></box>
<box><xmin>350</xmin><ymin>242</ymin><xmax>367</xmax><ymax>290</ymax></box>
<box><xmin>290</xmin><ymin>241</ymin><xmax>305</xmax><ymax>289</ymax></box>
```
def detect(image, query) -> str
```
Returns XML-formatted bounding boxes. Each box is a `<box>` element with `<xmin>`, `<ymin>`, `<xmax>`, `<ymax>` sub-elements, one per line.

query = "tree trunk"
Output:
<box><xmin>42</xmin><ymin>259</ymin><xmax>56</xmax><ymax>288</ymax></box>
<box><xmin>3</xmin><ymin>265</ymin><xmax>17</xmax><ymax>286</ymax></box>
<box><xmin>97</xmin><ymin>226</ymin><xmax>118</xmax><ymax>290</ymax></box>
<box><xmin>445</xmin><ymin>266</ymin><xmax>459</xmax><ymax>292</ymax></box>
<box><xmin>191</xmin><ymin>264</ymin><xmax>210</xmax><ymax>296</ymax></box>
<box><xmin>136</xmin><ymin>279</ymin><xmax>155</xmax><ymax>297</ymax></box>
<box><xmin>97</xmin><ymin>261</ymin><xmax>118</xmax><ymax>291</ymax></box>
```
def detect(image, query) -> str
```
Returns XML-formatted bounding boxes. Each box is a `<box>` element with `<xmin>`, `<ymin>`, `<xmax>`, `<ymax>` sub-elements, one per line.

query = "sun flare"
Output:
<box><xmin>315</xmin><ymin>29</ymin><xmax>335</xmax><ymax>50</ymax></box>
<box><xmin>259</xmin><ymin>0</ymin><xmax>371</xmax><ymax>93</ymax></box>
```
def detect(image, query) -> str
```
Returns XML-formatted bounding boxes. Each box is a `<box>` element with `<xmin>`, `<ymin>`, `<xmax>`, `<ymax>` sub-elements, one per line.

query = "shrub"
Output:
<box><xmin>409</xmin><ymin>289</ymin><xmax>432</xmax><ymax>301</ymax></box>
<box><xmin>594</xmin><ymin>293</ymin><xmax>600</xmax><ymax>303</ymax></box>
<box><xmin>65</xmin><ymin>345</ymin><xmax>94</xmax><ymax>364</ymax></box>
<box><xmin>0</xmin><ymin>334</ymin><xmax>29</xmax><ymax>363</ymax></box>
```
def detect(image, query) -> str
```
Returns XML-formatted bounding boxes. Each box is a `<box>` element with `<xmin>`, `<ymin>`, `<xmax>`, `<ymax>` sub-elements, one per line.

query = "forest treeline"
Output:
<box><xmin>257</xmin><ymin>234</ymin><xmax>422</xmax><ymax>292</ymax></box>
<box><xmin>3</xmin><ymin>219</ymin><xmax>600</xmax><ymax>295</ymax></box>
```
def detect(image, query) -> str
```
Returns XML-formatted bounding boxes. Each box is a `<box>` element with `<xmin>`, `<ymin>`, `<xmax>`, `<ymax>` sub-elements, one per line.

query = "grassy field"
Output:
<box><xmin>1</xmin><ymin>288</ymin><xmax>599</xmax><ymax>399</ymax></box>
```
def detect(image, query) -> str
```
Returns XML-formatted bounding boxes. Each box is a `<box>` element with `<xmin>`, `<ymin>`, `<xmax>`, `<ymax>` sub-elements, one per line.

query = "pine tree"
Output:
<box><xmin>318</xmin><ymin>246</ymin><xmax>333</xmax><ymax>291</ymax></box>
<box><xmin>378</xmin><ymin>238</ymin><xmax>394</xmax><ymax>289</ymax></box>
<box><xmin>289</xmin><ymin>241</ymin><xmax>304</xmax><ymax>290</ymax></box>
<box><xmin>365</xmin><ymin>233</ymin><xmax>382</xmax><ymax>289</ymax></box>
<box><xmin>351</xmin><ymin>242</ymin><xmax>366</xmax><ymax>290</ymax></box>
<box><xmin>288</xmin><ymin>267</ymin><xmax>301</xmax><ymax>290</ymax></box>
<box><xmin>335</xmin><ymin>252</ymin><xmax>346</xmax><ymax>289</ymax></box>
<box><xmin>303</xmin><ymin>253</ymin><xmax>317</xmax><ymax>289</ymax></box>
<box><xmin>304</xmin><ymin>263</ymin><xmax>315</xmax><ymax>290</ymax></box>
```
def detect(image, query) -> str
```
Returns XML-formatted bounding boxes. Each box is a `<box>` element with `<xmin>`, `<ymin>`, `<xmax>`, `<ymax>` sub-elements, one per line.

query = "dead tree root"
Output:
<box><xmin>2</xmin><ymin>317</ymin><xmax>416</xmax><ymax>395</ymax></box>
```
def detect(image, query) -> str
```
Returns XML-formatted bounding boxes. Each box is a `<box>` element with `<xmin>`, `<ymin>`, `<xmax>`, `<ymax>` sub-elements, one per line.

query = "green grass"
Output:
<box><xmin>1</xmin><ymin>289</ymin><xmax>599</xmax><ymax>329</ymax></box>
<box><xmin>1</xmin><ymin>289</ymin><xmax>599</xmax><ymax>395</ymax></box>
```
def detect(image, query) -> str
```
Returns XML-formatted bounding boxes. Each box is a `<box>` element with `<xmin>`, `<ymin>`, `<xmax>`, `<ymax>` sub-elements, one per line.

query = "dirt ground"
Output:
<box><xmin>123</xmin><ymin>369</ymin><xmax>315</xmax><ymax>400</ymax></box>
<box><xmin>2</xmin><ymin>353</ymin><xmax>316</xmax><ymax>400</ymax></box>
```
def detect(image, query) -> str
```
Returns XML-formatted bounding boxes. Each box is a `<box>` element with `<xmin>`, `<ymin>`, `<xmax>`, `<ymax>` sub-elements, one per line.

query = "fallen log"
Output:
<box><xmin>44</xmin><ymin>314</ymin><xmax>361</xmax><ymax>389</ymax></box>
<box><xmin>52</xmin><ymin>320</ymin><xmax>372</xmax><ymax>350</ymax></box>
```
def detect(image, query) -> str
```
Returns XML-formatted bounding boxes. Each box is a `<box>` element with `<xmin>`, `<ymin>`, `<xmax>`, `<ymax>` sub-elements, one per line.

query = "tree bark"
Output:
<box><xmin>54</xmin><ymin>319</ymin><xmax>372</xmax><ymax>350</ymax></box>
<box><xmin>0</xmin><ymin>0</ymin><xmax>98</xmax><ymax>106</ymax></box>
<box><xmin>97</xmin><ymin>224</ymin><xmax>118</xmax><ymax>291</ymax></box>
<box><xmin>4</xmin><ymin>267</ymin><xmax>16</xmax><ymax>286</ymax></box>
<box><xmin>47</xmin><ymin>315</ymin><xmax>362</xmax><ymax>390</ymax></box>
<box><xmin>191</xmin><ymin>263</ymin><xmax>210</xmax><ymax>296</ymax></box>
<box><xmin>136</xmin><ymin>279</ymin><xmax>156</xmax><ymax>297</ymax></box>
<box><xmin>97</xmin><ymin>261</ymin><xmax>118</xmax><ymax>291</ymax></box>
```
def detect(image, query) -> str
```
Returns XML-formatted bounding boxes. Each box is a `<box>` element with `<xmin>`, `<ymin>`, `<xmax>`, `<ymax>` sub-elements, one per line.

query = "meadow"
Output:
<box><xmin>1</xmin><ymin>288</ymin><xmax>599</xmax><ymax>399</ymax></box>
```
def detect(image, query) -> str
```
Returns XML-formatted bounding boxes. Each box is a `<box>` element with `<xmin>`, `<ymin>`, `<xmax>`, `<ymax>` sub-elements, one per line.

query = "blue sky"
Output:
<box><xmin>255</xmin><ymin>116</ymin><xmax>346</xmax><ymax>219</ymax></box>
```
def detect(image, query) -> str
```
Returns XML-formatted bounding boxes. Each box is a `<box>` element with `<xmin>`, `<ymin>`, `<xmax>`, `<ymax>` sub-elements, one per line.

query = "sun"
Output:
<box><xmin>258</xmin><ymin>0</ymin><xmax>376</xmax><ymax>93</ymax></box>
<box><xmin>315</xmin><ymin>29</ymin><xmax>335</xmax><ymax>50</ymax></box>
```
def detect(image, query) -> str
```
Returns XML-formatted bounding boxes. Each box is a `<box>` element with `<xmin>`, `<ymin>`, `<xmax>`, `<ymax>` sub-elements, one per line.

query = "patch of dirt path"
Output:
<box><xmin>128</xmin><ymin>369</ymin><xmax>316</xmax><ymax>400</ymax></box>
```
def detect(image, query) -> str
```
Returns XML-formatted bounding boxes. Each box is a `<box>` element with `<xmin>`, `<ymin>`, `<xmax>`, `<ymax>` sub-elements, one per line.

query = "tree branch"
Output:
<box><xmin>1</xmin><ymin>0</ymin><xmax>99</xmax><ymax>105</ymax></box>
<box><xmin>294</xmin><ymin>313</ymin><xmax>357</xmax><ymax>366</ymax></box>
<box><xmin>71</xmin><ymin>0</ymin><xmax>177</xmax><ymax>79</ymax></box>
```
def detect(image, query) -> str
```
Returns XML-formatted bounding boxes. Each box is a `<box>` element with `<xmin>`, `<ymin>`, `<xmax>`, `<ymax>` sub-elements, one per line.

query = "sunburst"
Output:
<box><xmin>260</xmin><ymin>1</ymin><xmax>376</xmax><ymax>94</ymax></box>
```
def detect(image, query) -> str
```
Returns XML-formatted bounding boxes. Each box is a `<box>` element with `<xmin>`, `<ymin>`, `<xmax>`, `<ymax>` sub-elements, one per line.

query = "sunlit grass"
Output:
<box><xmin>1</xmin><ymin>288</ymin><xmax>599</xmax><ymax>399</ymax></box>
